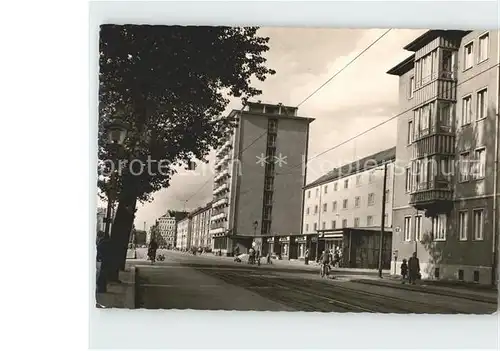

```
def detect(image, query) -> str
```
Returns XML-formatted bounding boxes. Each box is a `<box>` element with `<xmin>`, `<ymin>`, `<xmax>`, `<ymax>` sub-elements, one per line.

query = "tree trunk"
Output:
<box><xmin>108</xmin><ymin>189</ymin><xmax>137</xmax><ymax>281</ymax></box>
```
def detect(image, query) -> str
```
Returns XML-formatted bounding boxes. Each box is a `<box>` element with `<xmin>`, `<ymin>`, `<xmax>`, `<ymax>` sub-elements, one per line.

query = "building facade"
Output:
<box><xmin>190</xmin><ymin>202</ymin><xmax>212</xmax><ymax>251</ymax></box>
<box><xmin>158</xmin><ymin>214</ymin><xmax>177</xmax><ymax>248</ymax></box>
<box><xmin>210</xmin><ymin>102</ymin><xmax>314</xmax><ymax>255</ymax></box>
<box><xmin>302</xmin><ymin>147</ymin><xmax>396</xmax><ymax>267</ymax></box>
<box><xmin>176</xmin><ymin>216</ymin><xmax>192</xmax><ymax>250</ymax></box>
<box><xmin>387</xmin><ymin>30</ymin><xmax>500</xmax><ymax>284</ymax></box>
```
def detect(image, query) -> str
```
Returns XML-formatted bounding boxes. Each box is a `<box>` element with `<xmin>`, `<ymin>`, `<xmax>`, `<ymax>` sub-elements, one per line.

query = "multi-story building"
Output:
<box><xmin>158</xmin><ymin>214</ymin><xmax>177</xmax><ymax>248</ymax></box>
<box><xmin>176</xmin><ymin>216</ymin><xmax>192</xmax><ymax>250</ymax></box>
<box><xmin>210</xmin><ymin>102</ymin><xmax>314</xmax><ymax>255</ymax></box>
<box><xmin>190</xmin><ymin>202</ymin><xmax>212</xmax><ymax>250</ymax></box>
<box><xmin>302</xmin><ymin>147</ymin><xmax>396</xmax><ymax>267</ymax></box>
<box><xmin>387</xmin><ymin>29</ymin><xmax>499</xmax><ymax>284</ymax></box>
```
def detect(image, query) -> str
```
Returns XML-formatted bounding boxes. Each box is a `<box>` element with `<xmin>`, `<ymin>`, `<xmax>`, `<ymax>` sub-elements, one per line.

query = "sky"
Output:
<box><xmin>98</xmin><ymin>27</ymin><xmax>427</xmax><ymax>232</ymax></box>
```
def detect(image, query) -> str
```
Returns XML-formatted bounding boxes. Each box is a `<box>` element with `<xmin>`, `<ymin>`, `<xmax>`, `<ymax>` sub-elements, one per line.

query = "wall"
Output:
<box><xmin>303</xmin><ymin>161</ymin><xmax>395</xmax><ymax>234</ymax></box>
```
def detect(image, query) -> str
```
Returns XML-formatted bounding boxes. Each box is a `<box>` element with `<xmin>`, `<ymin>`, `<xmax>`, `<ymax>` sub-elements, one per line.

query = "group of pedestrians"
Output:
<box><xmin>400</xmin><ymin>252</ymin><xmax>421</xmax><ymax>284</ymax></box>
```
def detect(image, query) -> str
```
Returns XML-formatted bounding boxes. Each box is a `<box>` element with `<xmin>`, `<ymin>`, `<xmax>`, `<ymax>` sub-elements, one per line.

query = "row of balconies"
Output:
<box><xmin>215</xmin><ymin>154</ymin><xmax>231</xmax><ymax>170</ymax></box>
<box><xmin>212</xmin><ymin>197</ymin><xmax>228</xmax><ymax>208</ymax></box>
<box><xmin>210</xmin><ymin>212</ymin><xmax>227</xmax><ymax>222</ymax></box>
<box><xmin>214</xmin><ymin>169</ymin><xmax>230</xmax><ymax>183</ymax></box>
<box><xmin>213</xmin><ymin>183</ymin><xmax>229</xmax><ymax>196</ymax></box>
<box><xmin>209</xmin><ymin>227</ymin><xmax>226</xmax><ymax>235</ymax></box>
<box><xmin>215</xmin><ymin>140</ymin><xmax>232</xmax><ymax>158</ymax></box>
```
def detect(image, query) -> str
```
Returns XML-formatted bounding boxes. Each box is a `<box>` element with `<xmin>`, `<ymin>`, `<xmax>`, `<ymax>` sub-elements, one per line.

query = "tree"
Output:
<box><xmin>98</xmin><ymin>25</ymin><xmax>275</xmax><ymax>278</ymax></box>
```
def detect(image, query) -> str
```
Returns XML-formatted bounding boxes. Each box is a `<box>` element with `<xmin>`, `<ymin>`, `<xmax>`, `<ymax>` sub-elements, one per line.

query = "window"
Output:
<box><xmin>342</xmin><ymin>199</ymin><xmax>348</xmax><ymax>209</ymax></box>
<box><xmin>334</xmin><ymin>182</ymin><xmax>338</xmax><ymax>191</ymax></box>
<box><xmin>305</xmin><ymin>224</ymin><xmax>309</xmax><ymax>232</ymax></box>
<box><xmin>459</xmin><ymin>152</ymin><xmax>470</xmax><ymax>182</ymax></box>
<box><xmin>404</xmin><ymin>216</ymin><xmax>412</xmax><ymax>241</ymax></box>
<box><xmin>313</xmin><ymin>223</ymin><xmax>317</xmax><ymax>231</ymax></box>
<box><xmin>369</xmin><ymin>170</ymin><xmax>375</xmax><ymax>183</ymax></box>
<box><xmin>307</xmin><ymin>191</ymin><xmax>310</xmax><ymax>198</ymax></box>
<box><xmin>415</xmin><ymin>215</ymin><xmax>422</xmax><ymax>242</ymax></box>
<box><xmin>409</xmin><ymin>76</ymin><xmax>414</xmax><ymax>98</ymax></box>
<box><xmin>438</xmin><ymin>101</ymin><xmax>452</xmax><ymax>131</ymax></box>
<box><xmin>355</xmin><ymin>196</ymin><xmax>361</xmax><ymax>208</ymax></box>
<box><xmin>441</xmin><ymin>50</ymin><xmax>455</xmax><ymax>79</ymax></box>
<box><xmin>407</xmin><ymin>120</ymin><xmax>414</xmax><ymax>144</ymax></box>
<box><xmin>473</xmin><ymin>148</ymin><xmax>486</xmax><ymax>179</ymax></box>
<box><xmin>432</xmin><ymin>214</ymin><xmax>447</xmax><ymax>241</ymax></box>
<box><xmin>462</xmin><ymin>95</ymin><xmax>472</xmax><ymax>125</ymax></box>
<box><xmin>331</xmin><ymin>220</ymin><xmax>336</xmax><ymax>229</ymax></box>
<box><xmin>332</xmin><ymin>201</ymin><xmax>337</xmax><ymax>212</ymax></box>
<box><xmin>458</xmin><ymin>211</ymin><xmax>468</xmax><ymax>241</ymax></box>
<box><xmin>306</xmin><ymin>207</ymin><xmax>310</xmax><ymax>215</ymax></box>
<box><xmin>385</xmin><ymin>190</ymin><xmax>390</xmax><ymax>203</ymax></box>
<box><xmin>315</xmin><ymin>188</ymin><xmax>319</xmax><ymax>198</ymax></box>
<box><xmin>384</xmin><ymin>213</ymin><xmax>389</xmax><ymax>225</ymax></box>
<box><xmin>344</xmin><ymin>179</ymin><xmax>349</xmax><ymax>189</ymax></box>
<box><xmin>342</xmin><ymin>219</ymin><xmax>348</xmax><ymax>228</ymax></box>
<box><xmin>476</xmin><ymin>89</ymin><xmax>487</xmax><ymax>120</ymax></box>
<box><xmin>464</xmin><ymin>42</ymin><xmax>474</xmax><ymax>70</ymax></box>
<box><xmin>354</xmin><ymin>217</ymin><xmax>360</xmax><ymax>227</ymax></box>
<box><xmin>478</xmin><ymin>33</ymin><xmax>489</xmax><ymax>63</ymax></box>
<box><xmin>324</xmin><ymin>185</ymin><xmax>328</xmax><ymax>194</ymax></box>
<box><xmin>473</xmin><ymin>209</ymin><xmax>484</xmax><ymax>240</ymax></box>
<box><xmin>356</xmin><ymin>174</ymin><xmax>362</xmax><ymax>186</ymax></box>
<box><xmin>368</xmin><ymin>193</ymin><xmax>375</xmax><ymax>206</ymax></box>
<box><xmin>367</xmin><ymin>216</ymin><xmax>373</xmax><ymax>226</ymax></box>
<box><xmin>314</xmin><ymin>205</ymin><xmax>318</xmax><ymax>214</ymax></box>
<box><xmin>405</xmin><ymin>167</ymin><xmax>412</xmax><ymax>193</ymax></box>
<box><xmin>322</xmin><ymin>222</ymin><xmax>326</xmax><ymax>230</ymax></box>
<box><xmin>323</xmin><ymin>203</ymin><xmax>328</xmax><ymax>212</ymax></box>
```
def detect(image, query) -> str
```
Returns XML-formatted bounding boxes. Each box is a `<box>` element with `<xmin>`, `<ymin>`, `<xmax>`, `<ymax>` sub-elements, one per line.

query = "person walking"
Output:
<box><xmin>304</xmin><ymin>248</ymin><xmax>309</xmax><ymax>265</ymax></box>
<box><xmin>148</xmin><ymin>238</ymin><xmax>158</xmax><ymax>264</ymax></box>
<box><xmin>400</xmin><ymin>258</ymin><xmax>408</xmax><ymax>284</ymax></box>
<box><xmin>408</xmin><ymin>252</ymin><xmax>420</xmax><ymax>285</ymax></box>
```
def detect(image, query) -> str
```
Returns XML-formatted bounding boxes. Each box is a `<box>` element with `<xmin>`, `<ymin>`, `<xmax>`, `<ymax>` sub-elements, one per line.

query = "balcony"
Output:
<box><xmin>409</xmin><ymin>178</ymin><xmax>453</xmax><ymax>214</ymax></box>
<box><xmin>412</xmin><ymin>133</ymin><xmax>455</xmax><ymax>159</ymax></box>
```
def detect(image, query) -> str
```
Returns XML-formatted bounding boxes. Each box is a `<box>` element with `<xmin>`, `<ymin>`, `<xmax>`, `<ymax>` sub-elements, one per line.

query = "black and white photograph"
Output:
<box><xmin>95</xmin><ymin>24</ymin><xmax>499</xmax><ymax>314</ymax></box>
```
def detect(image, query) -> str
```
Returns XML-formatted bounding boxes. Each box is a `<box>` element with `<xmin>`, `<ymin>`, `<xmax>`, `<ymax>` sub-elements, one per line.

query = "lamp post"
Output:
<box><xmin>103</xmin><ymin>117</ymin><xmax>129</xmax><ymax>238</ymax></box>
<box><xmin>378</xmin><ymin>162</ymin><xmax>388</xmax><ymax>278</ymax></box>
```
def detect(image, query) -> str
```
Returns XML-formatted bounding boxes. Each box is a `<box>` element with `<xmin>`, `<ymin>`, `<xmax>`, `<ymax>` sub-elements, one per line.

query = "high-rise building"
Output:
<box><xmin>210</xmin><ymin>102</ymin><xmax>314</xmax><ymax>255</ymax></box>
<box><xmin>387</xmin><ymin>29</ymin><xmax>499</xmax><ymax>284</ymax></box>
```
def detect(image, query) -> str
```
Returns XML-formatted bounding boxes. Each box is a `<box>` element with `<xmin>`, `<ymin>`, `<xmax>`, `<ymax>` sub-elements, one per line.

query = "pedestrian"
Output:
<box><xmin>148</xmin><ymin>238</ymin><xmax>158</xmax><ymax>264</ymax></box>
<box><xmin>96</xmin><ymin>231</ymin><xmax>110</xmax><ymax>294</ymax></box>
<box><xmin>304</xmin><ymin>248</ymin><xmax>309</xmax><ymax>265</ymax></box>
<box><xmin>408</xmin><ymin>252</ymin><xmax>420</xmax><ymax>285</ymax></box>
<box><xmin>400</xmin><ymin>258</ymin><xmax>408</xmax><ymax>284</ymax></box>
<box><xmin>267</xmin><ymin>252</ymin><xmax>272</xmax><ymax>264</ymax></box>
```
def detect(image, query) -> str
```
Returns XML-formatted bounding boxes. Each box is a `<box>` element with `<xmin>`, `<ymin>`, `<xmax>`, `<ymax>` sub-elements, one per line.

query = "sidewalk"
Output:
<box><xmin>95</xmin><ymin>265</ymin><xmax>137</xmax><ymax>309</ymax></box>
<box><xmin>351</xmin><ymin>276</ymin><xmax>498</xmax><ymax>304</ymax></box>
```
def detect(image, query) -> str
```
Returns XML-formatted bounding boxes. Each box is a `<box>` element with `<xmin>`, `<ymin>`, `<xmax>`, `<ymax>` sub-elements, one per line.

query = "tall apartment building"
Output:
<box><xmin>302</xmin><ymin>147</ymin><xmax>396</xmax><ymax>267</ymax></box>
<box><xmin>189</xmin><ymin>202</ymin><xmax>212</xmax><ymax>250</ymax></box>
<box><xmin>210</xmin><ymin>102</ymin><xmax>314</xmax><ymax>255</ymax></box>
<box><xmin>387</xmin><ymin>30</ymin><xmax>499</xmax><ymax>284</ymax></box>
<box><xmin>158</xmin><ymin>214</ymin><xmax>177</xmax><ymax>248</ymax></box>
<box><xmin>176</xmin><ymin>216</ymin><xmax>191</xmax><ymax>250</ymax></box>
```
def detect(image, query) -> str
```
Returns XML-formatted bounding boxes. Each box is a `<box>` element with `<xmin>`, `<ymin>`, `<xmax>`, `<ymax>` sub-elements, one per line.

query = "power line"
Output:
<box><xmin>296</xmin><ymin>29</ymin><xmax>392</xmax><ymax>107</ymax></box>
<box><xmin>276</xmin><ymin>63</ymin><xmax>500</xmax><ymax>177</ymax></box>
<box><xmin>184</xmin><ymin>29</ymin><xmax>393</xmax><ymax>206</ymax></box>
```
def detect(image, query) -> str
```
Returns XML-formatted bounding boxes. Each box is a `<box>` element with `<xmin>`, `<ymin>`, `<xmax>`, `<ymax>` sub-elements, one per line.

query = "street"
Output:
<box><xmin>132</xmin><ymin>250</ymin><xmax>497</xmax><ymax>313</ymax></box>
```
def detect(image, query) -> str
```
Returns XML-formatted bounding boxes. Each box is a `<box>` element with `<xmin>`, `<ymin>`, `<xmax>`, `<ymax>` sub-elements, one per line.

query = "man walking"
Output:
<box><xmin>408</xmin><ymin>252</ymin><xmax>420</xmax><ymax>285</ymax></box>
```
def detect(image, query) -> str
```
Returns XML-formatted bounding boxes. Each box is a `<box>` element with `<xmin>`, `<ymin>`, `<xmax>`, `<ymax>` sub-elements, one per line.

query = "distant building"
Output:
<box><xmin>189</xmin><ymin>202</ymin><xmax>212</xmax><ymax>250</ymax></box>
<box><xmin>176</xmin><ymin>216</ymin><xmax>192</xmax><ymax>250</ymax></box>
<box><xmin>387</xmin><ymin>29</ymin><xmax>500</xmax><ymax>284</ymax></box>
<box><xmin>158</xmin><ymin>214</ymin><xmax>177</xmax><ymax>248</ymax></box>
<box><xmin>210</xmin><ymin>102</ymin><xmax>314</xmax><ymax>256</ymax></box>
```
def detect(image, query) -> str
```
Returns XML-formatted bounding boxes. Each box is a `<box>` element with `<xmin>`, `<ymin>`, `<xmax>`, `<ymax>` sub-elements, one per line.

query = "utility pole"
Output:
<box><xmin>378</xmin><ymin>162</ymin><xmax>388</xmax><ymax>278</ymax></box>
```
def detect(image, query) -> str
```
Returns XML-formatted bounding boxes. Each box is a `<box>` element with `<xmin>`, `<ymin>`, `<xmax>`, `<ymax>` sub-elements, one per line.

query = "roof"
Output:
<box><xmin>189</xmin><ymin>201</ymin><xmax>213</xmax><ymax>216</ymax></box>
<box><xmin>386</xmin><ymin>54</ymin><xmax>415</xmax><ymax>76</ymax></box>
<box><xmin>403</xmin><ymin>30</ymin><xmax>470</xmax><ymax>52</ymax></box>
<box><xmin>305</xmin><ymin>146</ymin><xmax>396</xmax><ymax>189</ymax></box>
<box><xmin>229</xmin><ymin>101</ymin><xmax>315</xmax><ymax>123</ymax></box>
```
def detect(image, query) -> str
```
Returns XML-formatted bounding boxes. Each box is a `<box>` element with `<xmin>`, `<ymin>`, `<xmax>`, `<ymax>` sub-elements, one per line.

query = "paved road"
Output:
<box><xmin>133</xmin><ymin>251</ymin><xmax>496</xmax><ymax>313</ymax></box>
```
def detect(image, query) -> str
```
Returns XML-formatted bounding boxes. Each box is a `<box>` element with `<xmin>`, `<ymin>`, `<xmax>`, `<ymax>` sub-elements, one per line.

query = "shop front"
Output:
<box><xmin>296</xmin><ymin>235</ymin><xmax>308</xmax><ymax>260</ymax></box>
<box><xmin>278</xmin><ymin>236</ymin><xmax>290</xmax><ymax>260</ymax></box>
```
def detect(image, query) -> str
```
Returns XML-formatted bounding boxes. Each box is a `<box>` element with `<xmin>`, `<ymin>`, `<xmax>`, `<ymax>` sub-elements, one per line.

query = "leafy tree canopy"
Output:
<box><xmin>98</xmin><ymin>25</ymin><xmax>275</xmax><ymax>203</ymax></box>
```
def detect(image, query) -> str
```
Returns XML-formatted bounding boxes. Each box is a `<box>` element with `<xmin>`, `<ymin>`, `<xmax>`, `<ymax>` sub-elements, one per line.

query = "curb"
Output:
<box><xmin>352</xmin><ymin>278</ymin><xmax>498</xmax><ymax>304</ymax></box>
<box><xmin>124</xmin><ymin>266</ymin><xmax>137</xmax><ymax>309</ymax></box>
